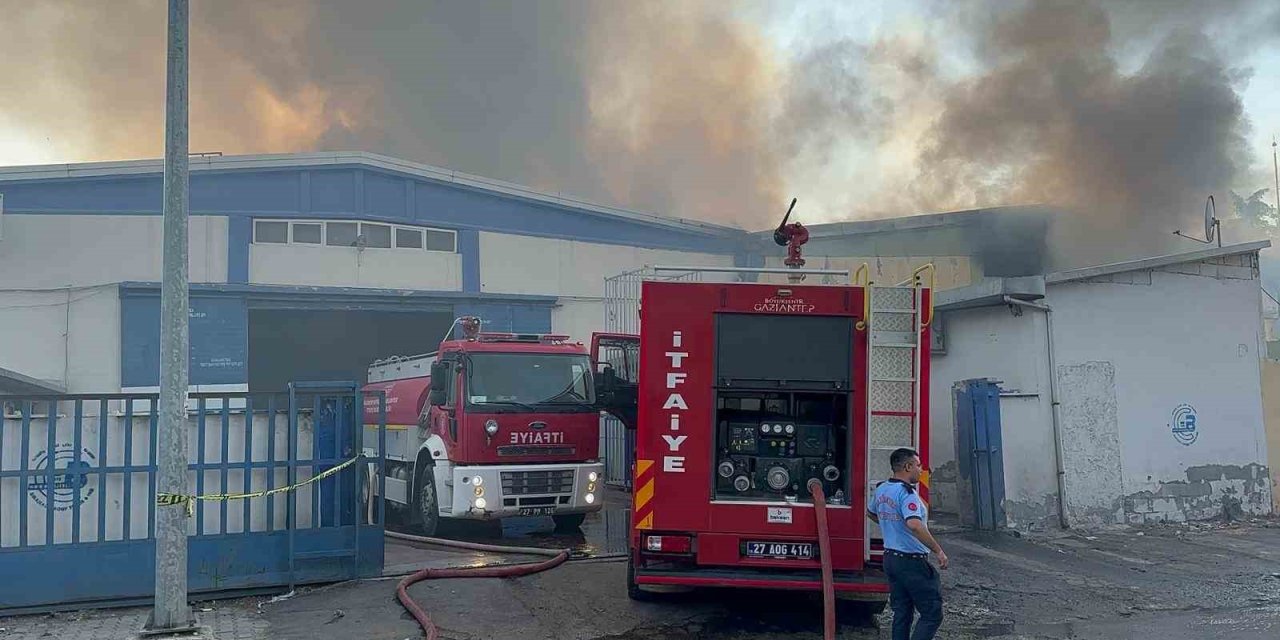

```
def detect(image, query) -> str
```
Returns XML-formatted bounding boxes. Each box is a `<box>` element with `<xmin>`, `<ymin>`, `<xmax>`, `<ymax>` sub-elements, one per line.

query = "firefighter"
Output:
<box><xmin>867</xmin><ymin>447</ymin><xmax>948</xmax><ymax>640</ymax></box>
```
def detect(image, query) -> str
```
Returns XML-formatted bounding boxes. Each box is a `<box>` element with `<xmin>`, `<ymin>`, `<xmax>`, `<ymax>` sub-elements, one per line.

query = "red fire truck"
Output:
<box><xmin>362</xmin><ymin>318</ymin><xmax>604</xmax><ymax>535</ymax></box>
<box><xmin>595</xmin><ymin>267</ymin><xmax>932</xmax><ymax>607</ymax></box>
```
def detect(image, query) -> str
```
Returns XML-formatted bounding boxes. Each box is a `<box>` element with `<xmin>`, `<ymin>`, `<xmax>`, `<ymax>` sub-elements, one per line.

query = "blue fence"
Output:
<box><xmin>0</xmin><ymin>385</ymin><xmax>385</xmax><ymax>614</ymax></box>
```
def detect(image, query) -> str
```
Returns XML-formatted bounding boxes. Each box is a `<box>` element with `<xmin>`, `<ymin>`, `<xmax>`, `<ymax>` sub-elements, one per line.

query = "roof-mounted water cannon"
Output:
<box><xmin>772</xmin><ymin>197</ymin><xmax>809</xmax><ymax>283</ymax></box>
<box><xmin>460</xmin><ymin>316</ymin><xmax>483</xmax><ymax>340</ymax></box>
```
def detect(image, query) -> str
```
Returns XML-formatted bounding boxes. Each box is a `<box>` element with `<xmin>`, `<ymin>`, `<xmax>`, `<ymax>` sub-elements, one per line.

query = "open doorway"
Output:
<box><xmin>248</xmin><ymin>310</ymin><xmax>454</xmax><ymax>392</ymax></box>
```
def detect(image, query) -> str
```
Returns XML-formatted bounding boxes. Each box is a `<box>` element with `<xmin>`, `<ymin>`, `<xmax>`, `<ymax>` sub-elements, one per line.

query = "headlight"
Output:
<box><xmin>473</xmin><ymin>475</ymin><xmax>483</xmax><ymax>486</ymax></box>
<box><xmin>485</xmin><ymin>420</ymin><xmax>499</xmax><ymax>436</ymax></box>
<box><xmin>474</xmin><ymin>497</ymin><xmax>487</xmax><ymax>509</ymax></box>
<box><xmin>474</xmin><ymin>485</ymin><xmax>484</xmax><ymax>497</ymax></box>
<box><xmin>585</xmin><ymin>493</ymin><xmax>596</xmax><ymax>504</ymax></box>
<box><xmin>588</xmin><ymin>471</ymin><xmax>599</xmax><ymax>483</ymax></box>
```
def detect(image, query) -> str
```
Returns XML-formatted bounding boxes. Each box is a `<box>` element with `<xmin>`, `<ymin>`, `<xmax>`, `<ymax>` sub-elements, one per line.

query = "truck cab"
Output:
<box><xmin>363</xmin><ymin>319</ymin><xmax>605</xmax><ymax>534</ymax></box>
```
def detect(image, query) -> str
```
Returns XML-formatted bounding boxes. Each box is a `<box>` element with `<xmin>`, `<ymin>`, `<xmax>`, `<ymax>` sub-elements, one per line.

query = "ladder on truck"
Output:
<box><xmin>863</xmin><ymin>265</ymin><xmax>933</xmax><ymax>564</ymax></box>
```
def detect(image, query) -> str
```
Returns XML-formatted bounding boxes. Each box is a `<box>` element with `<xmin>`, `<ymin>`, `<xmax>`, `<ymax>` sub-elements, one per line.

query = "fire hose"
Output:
<box><xmin>808</xmin><ymin>478</ymin><xmax>837</xmax><ymax>640</ymax></box>
<box><xmin>385</xmin><ymin>483</ymin><xmax>836</xmax><ymax>640</ymax></box>
<box><xmin>385</xmin><ymin>530</ymin><xmax>572</xmax><ymax>640</ymax></box>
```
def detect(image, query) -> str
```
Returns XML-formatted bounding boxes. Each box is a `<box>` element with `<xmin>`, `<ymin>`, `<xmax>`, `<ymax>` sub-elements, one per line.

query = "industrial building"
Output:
<box><xmin>0</xmin><ymin>151</ymin><xmax>1273</xmax><ymax>527</ymax></box>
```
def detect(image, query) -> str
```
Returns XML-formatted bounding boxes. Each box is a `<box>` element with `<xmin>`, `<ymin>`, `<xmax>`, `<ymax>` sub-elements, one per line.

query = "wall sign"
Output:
<box><xmin>1170</xmin><ymin>404</ymin><xmax>1198</xmax><ymax>446</ymax></box>
<box><xmin>121</xmin><ymin>295</ymin><xmax>248</xmax><ymax>387</ymax></box>
<box><xmin>27</xmin><ymin>444</ymin><xmax>97</xmax><ymax>511</ymax></box>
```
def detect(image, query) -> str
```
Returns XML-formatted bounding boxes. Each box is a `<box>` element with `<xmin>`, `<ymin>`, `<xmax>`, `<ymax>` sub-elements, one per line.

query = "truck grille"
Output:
<box><xmin>497</xmin><ymin>445</ymin><xmax>576</xmax><ymax>457</ymax></box>
<box><xmin>501</xmin><ymin>469</ymin><xmax>575</xmax><ymax>495</ymax></box>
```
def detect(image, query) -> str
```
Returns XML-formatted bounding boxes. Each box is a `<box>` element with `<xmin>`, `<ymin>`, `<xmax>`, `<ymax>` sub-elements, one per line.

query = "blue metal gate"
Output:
<box><xmin>0</xmin><ymin>384</ymin><xmax>386</xmax><ymax>614</ymax></box>
<box><xmin>953</xmin><ymin>379</ymin><xmax>1006</xmax><ymax>530</ymax></box>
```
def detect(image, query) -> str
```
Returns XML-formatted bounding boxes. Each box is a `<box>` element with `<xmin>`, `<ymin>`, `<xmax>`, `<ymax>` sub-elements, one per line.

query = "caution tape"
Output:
<box><xmin>157</xmin><ymin>455</ymin><xmax>363</xmax><ymax>517</ymax></box>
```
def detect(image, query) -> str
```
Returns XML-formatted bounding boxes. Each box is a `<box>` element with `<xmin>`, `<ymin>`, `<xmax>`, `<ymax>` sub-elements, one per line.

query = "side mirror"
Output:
<box><xmin>595</xmin><ymin>365</ymin><xmax>618</xmax><ymax>395</ymax></box>
<box><xmin>429</xmin><ymin>361</ymin><xmax>448</xmax><ymax>407</ymax></box>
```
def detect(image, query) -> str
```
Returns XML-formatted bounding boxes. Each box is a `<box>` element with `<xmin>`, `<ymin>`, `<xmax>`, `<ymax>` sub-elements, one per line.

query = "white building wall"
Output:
<box><xmin>0</xmin><ymin>287</ymin><xmax>121</xmax><ymax>393</ymax></box>
<box><xmin>928</xmin><ymin>305</ymin><xmax>1055</xmax><ymax>523</ymax></box>
<box><xmin>0</xmin><ymin>214</ymin><xmax>228</xmax><ymax>288</ymax></box>
<box><xmin>0</xmin><ymin>214</ymin><xmax>230</xmax><ymax>393</ymax></box>
<box><xmin>477</xmin><ymin>232</ymin><xmax>733</xmax><ymax>338</ymax></box>
<box><xmin>1050</xmin><ymin>268</ymin><xmax>1271</xmax><ymax>524</ymax></box>
<box><xmin>930</xmin><ymin>257</ymin><xmax>1272</xmax><ymax>529</ymax></box>
<box><xmin>249</xmin><ymin>244</ymin><xmax>461</xmax><ymax>290</ymax></box>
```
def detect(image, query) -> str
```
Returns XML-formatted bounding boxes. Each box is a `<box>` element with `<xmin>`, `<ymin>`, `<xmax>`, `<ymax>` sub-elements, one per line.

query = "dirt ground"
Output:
<box><xmin>3</xmin><ymin>507</ymin><xmax>1278</xmax><ymax>639</ymax></box>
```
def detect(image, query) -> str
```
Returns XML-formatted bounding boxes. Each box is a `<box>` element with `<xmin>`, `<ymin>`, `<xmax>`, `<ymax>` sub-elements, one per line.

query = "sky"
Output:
<box><xmin>0</xmin><ymin>0</ymin><xmax>1276</xmax><ymax>239</ymax></box>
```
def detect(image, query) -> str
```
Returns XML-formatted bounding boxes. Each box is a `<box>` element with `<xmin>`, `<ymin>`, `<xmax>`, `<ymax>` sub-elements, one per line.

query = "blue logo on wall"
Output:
<box><xmin>27</xmin><ymin>444</ymin><xmax>97</xmax><ymax>511</ymax></box>
<box><xmin>1170</xmin><ymin>404</ymin><xmax>1198</xmax><ymax>446</ymax></box>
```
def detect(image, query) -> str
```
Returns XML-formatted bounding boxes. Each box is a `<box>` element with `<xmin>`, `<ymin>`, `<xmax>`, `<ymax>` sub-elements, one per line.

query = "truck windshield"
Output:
<box><xmin>466</xmin><ymin>353</ymin><xmax>596</xmax><ymax>410</ymax></box>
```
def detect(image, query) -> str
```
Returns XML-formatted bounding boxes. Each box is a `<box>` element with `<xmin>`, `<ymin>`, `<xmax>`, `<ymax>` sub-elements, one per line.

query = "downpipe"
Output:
<box><xmin>808</xmin><ymin>479</ymin><xmax>836</xmax><ymax>640</ymax></box>
<box><xmin>1003</xmin><ymin>296</ymin><xmax>1069</xmax><ymax>529</ymax></box>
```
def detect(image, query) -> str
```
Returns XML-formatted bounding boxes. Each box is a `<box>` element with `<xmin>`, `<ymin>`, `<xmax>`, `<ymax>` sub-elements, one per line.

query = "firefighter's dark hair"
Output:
<box><xmin>890</xmin><ymin>448</ymin><xmax>919</xmax><ymax>472</ymax></box>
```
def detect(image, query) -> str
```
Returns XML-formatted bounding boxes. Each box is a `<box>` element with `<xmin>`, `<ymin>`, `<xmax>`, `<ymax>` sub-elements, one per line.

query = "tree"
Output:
<box><xmin>1230</xmin><ymin>188</ymin><xmax>1278</xmax><ymax>230</ymax></box>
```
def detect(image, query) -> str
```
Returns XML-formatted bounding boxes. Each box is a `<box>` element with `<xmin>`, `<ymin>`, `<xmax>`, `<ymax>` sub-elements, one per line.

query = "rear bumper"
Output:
<box><xmin>634</xmin><ymin>565</ymin><xmax>889</xmax><ymax>595</ymax></box>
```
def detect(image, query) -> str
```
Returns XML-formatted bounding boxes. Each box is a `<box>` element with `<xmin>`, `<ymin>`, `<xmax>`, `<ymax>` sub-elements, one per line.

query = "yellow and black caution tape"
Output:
<box><xmin>157</xmin><ymin>455</ymin><xmax>363</xmax><ymax>517</ymax></box>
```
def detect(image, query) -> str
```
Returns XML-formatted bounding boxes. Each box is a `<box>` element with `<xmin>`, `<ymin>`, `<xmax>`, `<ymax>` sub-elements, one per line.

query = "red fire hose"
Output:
<box><xmin>808</xmin><ymin>478</ymin><xmax>837</xmax><ymax>640</ymax></box>
<box><xmin>387</xmin><ymin>530</ymin><xmax>569</xmax><ymax>640</ymax></box>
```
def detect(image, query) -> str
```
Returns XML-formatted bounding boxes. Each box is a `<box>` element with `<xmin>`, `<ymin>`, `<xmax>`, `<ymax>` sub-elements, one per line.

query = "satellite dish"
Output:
<box><xmin>1204</xmin><ymin>195</ymin><xmax>1218</xmax><ymax>244</ymax></box>
<box><xmin>1173</xmin><ymin>195</ymin><xmax>1222</xmax><ymax>247</ymax></box>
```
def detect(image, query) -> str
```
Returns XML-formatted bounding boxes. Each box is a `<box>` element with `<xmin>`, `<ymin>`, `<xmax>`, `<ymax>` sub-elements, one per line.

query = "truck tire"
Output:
<box><xmin>413</xmin><ymin>465</ymin><xmax>441</xmax><ymax>537</ymax></box>
<box><xmin>626</xmin><ymin>554</ymin><xmax>658</xmax><ymax>602</ymax></box>
<box><xmin>359</xmin><ymin>466</ymin><xmax>372</xmax><ymax>524</ymax></box>
<box><xmin>552</xmin><ymin>513</ymin><xmax>587</xmax><ymax>530</ymax></box>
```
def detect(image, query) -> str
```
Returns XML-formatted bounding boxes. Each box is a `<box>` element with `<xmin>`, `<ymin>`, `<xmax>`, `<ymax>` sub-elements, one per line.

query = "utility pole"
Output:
<box><xmin>1272</xmin><ymin>136</ymin><xmax>1278</xmax><ymax>215</ymax></box>
<box><xmin>148</xmin><ymin>0</ymin><xmax>192</xmax><ymax>633</ymax></box>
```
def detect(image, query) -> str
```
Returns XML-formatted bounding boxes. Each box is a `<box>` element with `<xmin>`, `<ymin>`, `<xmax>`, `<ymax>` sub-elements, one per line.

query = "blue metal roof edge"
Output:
<box><xmin>115</xmin><ymin>282</ymin><xmax>559</xmax><ymax>305</ymax></box>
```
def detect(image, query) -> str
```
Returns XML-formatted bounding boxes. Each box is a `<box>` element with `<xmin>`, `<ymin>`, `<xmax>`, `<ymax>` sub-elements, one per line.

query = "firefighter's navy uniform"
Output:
<box><xmin>869</xmin><ymin>478</ymin><xmax>943</xmax><ymax>640</ymax></box>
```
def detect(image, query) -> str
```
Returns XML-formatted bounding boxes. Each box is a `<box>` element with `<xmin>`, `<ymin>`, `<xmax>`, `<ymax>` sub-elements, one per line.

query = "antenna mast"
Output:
<box><xmin>1272</xmin><ymin>136</ymin><xmax>1278</xmax><ymax>216</ymax></box>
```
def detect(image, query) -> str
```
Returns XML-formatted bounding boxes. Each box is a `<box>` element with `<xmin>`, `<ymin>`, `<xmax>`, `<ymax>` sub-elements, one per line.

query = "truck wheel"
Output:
<box><xmin>413</xmin><ymin>466</ymin><xmax>441</xmax><ymax>537</ymax></box>
<box><xmin>627</xmin><ymin>554</ymin><xmax>657</xmax><ymax>602</ymax></box>
<box><xmin>552</xmin><ymin>513</ymin><xmax>587</xmax><ymax>530</ymax></box>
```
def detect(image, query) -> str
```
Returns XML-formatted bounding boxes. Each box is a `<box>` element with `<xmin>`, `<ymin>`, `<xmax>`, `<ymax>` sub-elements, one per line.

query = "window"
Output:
<box><xmin>254</xmin><ymin>221</ymin><xmax>288</xmax><ymax>244</ymax></box>
<box><xmin>360</xmin><ymin>223</ymin><xmax>392</xmax><ymax>248</ymax></box>
<box><xmin>291</xmin><ymin>222</ymin><xmax>322</xmax><ymax>244</ymax></box>
<box><xmin>425</xmin><ymin>229</ymin><xmax>456</xmax><ymax>252</ymax></box>
<box><xmin>251</xmin><ymin>219</ymin><xmax>456</xmax><ymax>254</ymax></box>
<box><xmin>466</xmin><ymin>353</ymin><xmax>596</xmax><ymax>410</ymax></box>
<box><xmin>326</xmin><ymin>222</ymin><xmax>358</xmax><ymax>246</ymax></box>
<box><xmin>396</xmin><ymin>227</ymin><xmax>423</xmax><ymax>248</ymax></box>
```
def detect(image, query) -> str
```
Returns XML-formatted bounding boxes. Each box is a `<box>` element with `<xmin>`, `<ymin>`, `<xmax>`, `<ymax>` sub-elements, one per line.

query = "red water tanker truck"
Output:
<box><xmin>362</xmin><ymin>318</ymin><xmax>604</xmax><ymax>534</ymax></box>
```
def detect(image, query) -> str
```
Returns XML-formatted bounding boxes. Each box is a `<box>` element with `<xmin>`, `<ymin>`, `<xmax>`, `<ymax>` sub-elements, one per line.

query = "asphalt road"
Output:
<box><xmin>258</xmin><ymin>514</ymin><xmax>1280</xmax><ymax>640</ymax></box>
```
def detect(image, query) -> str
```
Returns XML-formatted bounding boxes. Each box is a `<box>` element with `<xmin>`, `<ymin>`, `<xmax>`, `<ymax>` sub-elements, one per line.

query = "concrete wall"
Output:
<box><xmin>249</xmin><ymin>244</ymin><xmax>461</xmax><ymax>290</ymax></box>
<box><xmin>929</xmin><ymin>305</ymin><xmax>1055</xmax><ymax>522</ymax></box>
<box><xmin>0</xmin><ymin>214</ymin><xmax>230</xmax><ymax>392</ymax></box>
<box><xmin>1050</xmin><ymin>266</ymin><xmax>1270</xmax><ymax>524</ymax></box>
<box><xmin>1261</xmin><ymin>359</ymin><xmax>1280</xmax><ymax>513</ymax></box>
<box><xmin>477</xmin><ymin>231</ymin><xmax>733</xmax><ymax>339</ymax></box>
<box><xmin>0</xmin><ymin>214</ymin><xmax>228</xmax><ymax>288</ymax></box>
<box><xmin>931</xmin><ymin>255</ymin><xmax>1272</xmax><ymax>529</ymax></box>
<box><xmin>0</xmin><ymin>287</ymin><xmax>121</xmax><ymax>393</ymax></box>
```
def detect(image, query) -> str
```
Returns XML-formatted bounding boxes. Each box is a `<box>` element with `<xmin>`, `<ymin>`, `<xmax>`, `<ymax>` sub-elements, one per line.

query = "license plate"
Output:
<box><xmin>743</xmin><ymin>541</ymin><xmax>814</xmax><ymax>560</ymax></box>
<box><xmin>518</xmin><ymin>507</ymin><xmax>556</xmax><ymax>516</ymax></box>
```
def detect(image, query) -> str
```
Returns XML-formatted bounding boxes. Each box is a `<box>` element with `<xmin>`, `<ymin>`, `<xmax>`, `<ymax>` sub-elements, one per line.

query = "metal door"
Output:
<box><xmin>953</xmin><ymin>379</ymin><xmax>1006</xmax><ymax>530</ymax></box>
<box><xmin>0</xmin><ymin>385</ymin><xmax>386</xmax><ymax>614</ymax></box>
